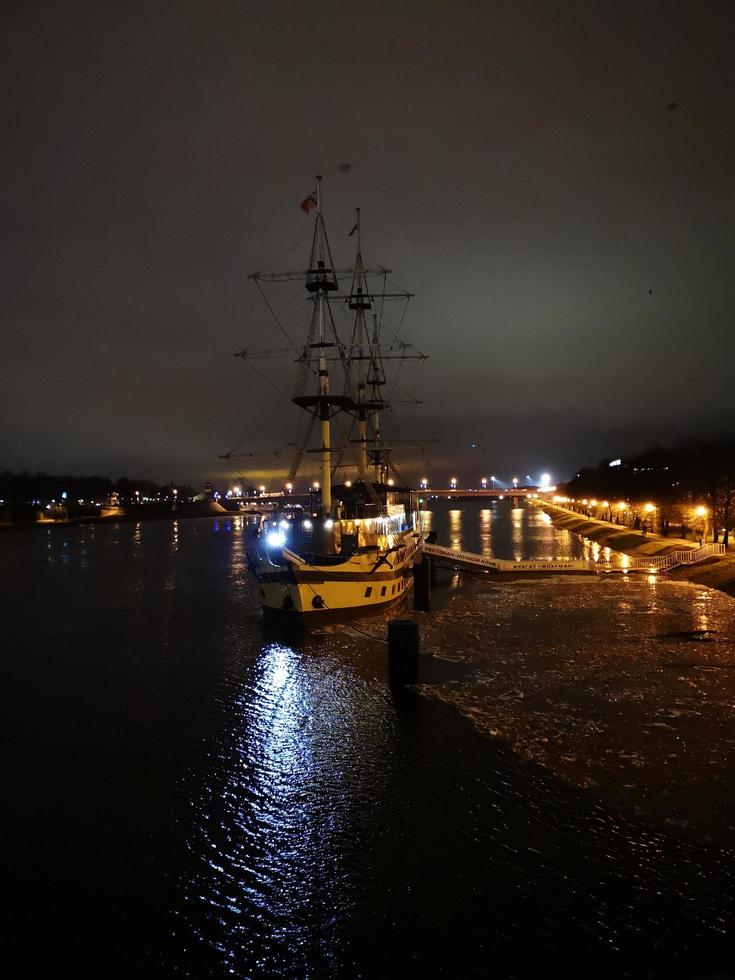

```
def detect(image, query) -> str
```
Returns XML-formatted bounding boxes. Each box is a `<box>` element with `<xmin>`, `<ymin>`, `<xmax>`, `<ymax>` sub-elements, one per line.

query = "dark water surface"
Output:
<box><xmin>3</xmin><ymin>505</ymin><xmax>735</xmax><ymax>978</ymax></box>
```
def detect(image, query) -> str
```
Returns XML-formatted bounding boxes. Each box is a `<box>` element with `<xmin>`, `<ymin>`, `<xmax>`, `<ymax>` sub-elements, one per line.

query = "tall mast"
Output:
<box><xmin>315</xmin><ymin>178</ymin><xmax>332</xmax><ymax>513</ymax></box>
<box><xmin>369</xmin><ymin>313</ymin><xmax>384</xmax><ymax>482</ymax></box>
<box><xmin>292</xmin><ymin>175</ymin><xmax>352</xmax><ymax>518</ymax></box>
<box><xmin>348</xmin><ymin>208</ymin><xmax>371</xmax><ymax>480</ymax></box>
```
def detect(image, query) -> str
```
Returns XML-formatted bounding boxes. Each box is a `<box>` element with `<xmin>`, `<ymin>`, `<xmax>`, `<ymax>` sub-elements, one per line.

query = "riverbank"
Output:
<box><xmin>0</xmin><ymin>500</ymin><xmax>232</xmax><ymax>530</ymax></box>
<box><xmin>532</xmin><ymin>499</ymin><xmax>735</xmax><ymax>598</ymax></box>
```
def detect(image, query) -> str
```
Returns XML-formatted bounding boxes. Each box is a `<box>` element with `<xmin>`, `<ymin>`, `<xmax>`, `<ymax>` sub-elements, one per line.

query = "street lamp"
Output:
<box><xmin>481</xmin><ymin>477</ymin><xmax>487</xmax><ymax>489</ymax></box>
<box><xmin>420</xmin><ymin>478</ymin><xmax>428</xmax><ymax>489</ymax></box>
<box><xmin>285</xmin><ymin>482</ymin><xmax>293</xmax><ymax>493</ymax></box>
<box><xmin>512</xmin><ymin>477</ymin><xmax>518</xmax><ymax>488</ymax></box>
<box><xmin>695</xmin><ymin>505</ymin><xmax>707</xmax><ymax>544</ymax></box>
<box><xmin>491</xmin><ymin>476</ymin><xmax>496</xmax><ymax>490</ymax></box>
<box><xmin>450</xmin><ymin>477</ymin><xmax>457</xmax><ymax>490</ymax></box>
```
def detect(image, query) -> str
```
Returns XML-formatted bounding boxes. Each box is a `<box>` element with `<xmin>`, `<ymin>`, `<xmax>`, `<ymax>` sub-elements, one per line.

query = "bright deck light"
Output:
<box><xmin>266</xmin><ymin>530</ymin><xmax>286</xmax><ymax>548</ymax></box>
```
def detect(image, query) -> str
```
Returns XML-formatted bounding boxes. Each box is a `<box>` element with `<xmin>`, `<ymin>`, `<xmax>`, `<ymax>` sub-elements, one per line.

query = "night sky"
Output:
<box><xmin>3</xmin><ymin>1</ymin><xmax>734</xmax><ymax>489</ymax></box>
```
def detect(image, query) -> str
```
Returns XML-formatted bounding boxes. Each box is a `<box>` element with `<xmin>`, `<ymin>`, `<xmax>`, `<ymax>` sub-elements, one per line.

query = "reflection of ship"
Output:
<box><xmin>244</xmin><ymin>177</ymin><xmax>427</xmax><ymax>622</ymax></box>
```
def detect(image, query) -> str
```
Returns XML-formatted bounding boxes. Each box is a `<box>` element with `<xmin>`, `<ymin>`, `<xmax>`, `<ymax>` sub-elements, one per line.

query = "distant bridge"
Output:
<box><xmin>420</xmin><ymin>488</ymin><xmax>549</xmax><ymax>500</ymax></box>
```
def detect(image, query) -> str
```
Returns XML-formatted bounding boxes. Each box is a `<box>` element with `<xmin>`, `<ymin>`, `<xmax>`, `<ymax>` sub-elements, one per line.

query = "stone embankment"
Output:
<box><xmin>532</xmin><ymin>500</ymin><xmax>735</xmax><ymax>598</ymax></box>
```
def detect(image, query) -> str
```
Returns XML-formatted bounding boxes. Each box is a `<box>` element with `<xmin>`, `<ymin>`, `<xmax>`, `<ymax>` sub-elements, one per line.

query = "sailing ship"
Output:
<box><xmin>242</xmin><ymin>176</ymin><xmax>427</xmax><ymax>622</ymax></box>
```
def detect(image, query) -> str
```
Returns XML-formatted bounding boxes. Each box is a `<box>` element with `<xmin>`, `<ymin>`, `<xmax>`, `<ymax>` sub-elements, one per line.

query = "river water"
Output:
<box><xmin>3</xmin><ymin>501</ymin><xmax>735</xmax><ymax>978</ymax></box>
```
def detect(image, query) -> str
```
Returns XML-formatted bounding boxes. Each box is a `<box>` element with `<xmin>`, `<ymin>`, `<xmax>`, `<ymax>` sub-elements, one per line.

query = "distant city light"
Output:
<box><xmin>609</xmin><ymin>458</ymin><xmax>622</xmax><ymax>467</ymax></box>
<box><xmin>387</xmin><ymin>478</ymin><xmax>394</xmax><ymax>486</ymax></box>
<box><xmin>303</xmin><ymin>519</ymin><xmax>313</xmax><ymax>529</ymax></box>
<box><xmin>324</xmin><ymin>519</ymin><xmax>334</xmax><ymax>530</ymax></box>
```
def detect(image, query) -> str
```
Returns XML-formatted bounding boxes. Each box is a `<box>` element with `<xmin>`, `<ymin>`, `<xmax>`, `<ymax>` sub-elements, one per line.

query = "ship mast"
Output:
<box><xmin>348</xmin><ymin>209</ymin><xmax>371</xmax><ymax>480</ymax></box>
<box><xmin>292</xmin><ymin>176</ymin><xmax>353</xmax><ymax>517</ymax></box>
<box><xmin>315</xmin><ymin>179</ymin><xmax>332</xmax><ymax>513</ymax></box>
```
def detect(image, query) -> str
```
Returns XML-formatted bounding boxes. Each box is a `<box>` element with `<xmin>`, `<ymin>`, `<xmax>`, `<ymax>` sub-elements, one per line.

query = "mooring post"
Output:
<box><xmin>425</xmin><ymin>530</ymin><xmax>438</xmax><ymax>583</ymax></box>
<box><xmin>413</xmin><ymin>553</ymin><xmax>431</xmax><ymax>610</ymax></box>
<box><xmin>388</xmin><ymin>619</ymin><xmax>420</xmax><ymax>686</ymax></box>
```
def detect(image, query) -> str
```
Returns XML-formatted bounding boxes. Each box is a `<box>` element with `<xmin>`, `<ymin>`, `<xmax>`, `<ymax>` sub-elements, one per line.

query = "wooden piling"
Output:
<box><xmin>413</xmin><ymin>553</ymin><xmax>431</xmax><ymax>610</ymax></box>
<box><xmin>388</xmin><ymin>619</ymin><xmax>420</xmax><ymax>686</ymax></box>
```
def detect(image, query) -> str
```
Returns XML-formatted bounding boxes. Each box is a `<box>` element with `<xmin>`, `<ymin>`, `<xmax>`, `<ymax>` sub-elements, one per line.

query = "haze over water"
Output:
<box><xmin>4</xmin><ymin>501</ymin><xmax>735</xmax><ymax>977</ymax></box>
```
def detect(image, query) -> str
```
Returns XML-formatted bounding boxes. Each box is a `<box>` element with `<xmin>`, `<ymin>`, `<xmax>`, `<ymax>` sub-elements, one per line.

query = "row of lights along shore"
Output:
<box><xmin>553</xmin><ymin>496</ymin><xmax>708</xmax><ymax>516</ymax></box>
<box><xmin>552</xmin><ymin>495</ymin><xmax>710</xmax><ymax>533</ymax></box>
<box><xmin>228</xmin><ymin>475</ymin><xmax>553</xmax><ymax>496</ymax></box>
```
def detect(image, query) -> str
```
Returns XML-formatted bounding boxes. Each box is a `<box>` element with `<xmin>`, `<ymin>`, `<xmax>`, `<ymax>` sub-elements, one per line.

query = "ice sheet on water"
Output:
<box><xmin>420</xmin><ymin>576</ymin><xmax>735</xmax><ymax>842</ymax></box>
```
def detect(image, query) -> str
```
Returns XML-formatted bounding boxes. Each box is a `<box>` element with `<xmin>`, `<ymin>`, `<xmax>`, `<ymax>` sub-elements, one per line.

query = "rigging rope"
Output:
<box><xmin>242</xmin><ymin>357</ymin><xmax>291</xmax><ymax>397</ymax></box>
<box><xmin>252</xmin><ymin>231</ymin><xmax>309</xmax><ymax>276</ymax></box>
<box><xmin>255</xmin><ymin>279</ymin><xmax>299</xmax><ymax>352</ymax></box>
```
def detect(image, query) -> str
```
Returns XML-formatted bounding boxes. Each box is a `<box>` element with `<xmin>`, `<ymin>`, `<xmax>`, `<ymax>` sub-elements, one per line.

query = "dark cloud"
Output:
<box><xmin>2</xmin><ymin>1</ymin><xmax>734</xmax><ymax>487</ymax></box>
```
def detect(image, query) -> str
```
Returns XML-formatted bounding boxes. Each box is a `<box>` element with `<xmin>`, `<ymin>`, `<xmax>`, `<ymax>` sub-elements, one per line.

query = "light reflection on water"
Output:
<box><xmin>422</xmin><ymin>498</ymin><xmax>585</xmax><ymax>562</ymax></box>
<box><xmin>4</xmin><ymin>510</ymin><xmax>735</xmax><ymax>977</ymax></box>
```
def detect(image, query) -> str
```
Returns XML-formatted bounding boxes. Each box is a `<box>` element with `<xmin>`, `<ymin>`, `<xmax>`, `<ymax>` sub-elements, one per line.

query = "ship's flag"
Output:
<box><xmin>300</xmin><ymin>191</ymin><xmax>317</xmax><ymax>214</ymax></box>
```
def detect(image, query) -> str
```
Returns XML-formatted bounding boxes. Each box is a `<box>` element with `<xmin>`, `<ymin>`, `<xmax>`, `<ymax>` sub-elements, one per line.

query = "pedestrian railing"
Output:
<box><xmin>595</xmin><ymin>543</ymin><xmax>725</xmax><ymax>574</ymax></box>
<box><xmin>419</xmin><ymin>542</ymin><xmax>725</xmax><ymax>576</ymax></box>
